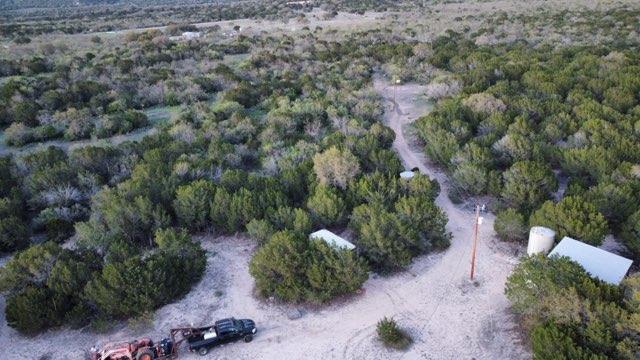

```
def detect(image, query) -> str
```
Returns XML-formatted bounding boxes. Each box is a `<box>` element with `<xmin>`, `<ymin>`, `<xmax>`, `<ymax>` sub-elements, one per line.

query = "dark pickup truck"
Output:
<box><xmin>186</xmin><ymin>318</ymin><xmax>257</xmax><ymax>356</ymax></box>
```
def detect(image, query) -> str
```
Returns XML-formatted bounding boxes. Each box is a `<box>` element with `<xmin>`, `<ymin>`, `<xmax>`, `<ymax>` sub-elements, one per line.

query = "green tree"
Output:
<box><xmin>306</xmin><ymin>185</ymin><xmax>347</xmax><ymax>227</ymax></box>
<box><xmin>350</xmin><ymin>171</ymin><xmax>404</xmax><ymax>206</ymax></box>
<box><xmin>246</xmin><ymin>219</ymin><xmax>275</xmax><ymax>244</ymax></box>
<box><xmin>94</xmin><ymin>190</ymin><xmax>171</xmax><ymax>247</ymax></box>
<box><xmin>350</xmin><ymin>203</ymin><xmax>408</xmax><ymax>271</ymax></box>
<box><xmin>529</xmin><ymin>197</ymin><xmax>609</xmax><ymax>246</ymax></box>
<box><xmin>173</xmin><ymin>180</ymin><xmax>216</xmax><ymax>231</ymax></box>
<box><xmin>249</xmin><ymin>231</ymin><xmax>309</xmax><ymax>302</ymax></box>
<box><xmin>0</xmin><ymin>242</ymin><xmax>62</xmax><ymax>293</ymax></box>
<box><xmin>366</xmin><ymin>149</ymin><xmax>403</xmax><ymax>174</ymax></box>
<box><xmin>501</xmin><ymin>161</ymin><xmax>557</xmax><ymax>213</ymax></box>
<box><xmin>46</xmin><ymin>251</ymin><xmax>100</xmax><ymax>298</ymax></box>
<box><xmin>450</xmin><ymin>162</ymin><xmax>488</xmax><ymax>196</ymax></box>
<box><xmin>561</xmin><ymin>146</ymin><xmax>616</xmax><ymax>185</ymax></box>
<box><xmin>267</xmin><ymin>206</ymin><xmax>312</xmax><ymax>235</ymax></box>
<box><xmin>210</xmin><ymin>188</ymin><xmax>231</xmax><ymax>231</ymax></box>
<box><xmin>0</xmin><ymin>156</ymin><xmax>18</xmax><ymax>195</ymax></box>
<box><xmin>249</xmin><ymin>231</ymin><xmax>367</xmax><ymax>303</ymax></box>
<box><xmin>531</xmin><ymin>322</ymin><xmax>606</xmax><ymax>360</ymax></box>
<box><xmin>84</xmin><ymin>257</ymin><xmax>153</xmax><ymax>318</ymax></box>
<box><xmin>0</xmin><ymin>243</ymin><xmax>101</xmax><ymax>333</ymax></box>
<box><xmin>404</xmin><ymin>173</ymin><xmax>440</xmax><ymax>201</ymax></box>
<box><xmin>505</xmin><ymin>255</ymin><xmax>593</xmax><ymax>321</ymax></box>
<box><xmin>505</xmin><ymin>255</ymin><xmax>634</xmax><ymax>359</ymax></box>
<box><xmin>394</xmin><ymin>195</ymin><xmax>450</xmax><ymax>251</ymax></box>
<box><xmin>312</xmin><ymin>146</ymin><xmax>361</xmax><ymax>189</ymax></box>
<box><xmin>85</xmin><ymin>229</ymin><xmax>205</xmax><ymax>318</ymax></box>
<box><xmin>305</xmin><ymin>239</ymin><xmax>368</xmax><ymax>303</ymax></box>
<box><xmin>585</xmin><ymin>183</ymin><xmax>637</xmax><ymax>232</ymax></box>
<box><xmin>5</xmin><ymin>286</ymin><xmax>59</xmax><ymax>334</ymax></box>
<box><xmin>421</xmin><ymin>128</ymin><xmax>459</xmax><ymax>167</ymax></box>
<box><xmin>494</xmin><ymin>208</ymin><xmax>527</xmax><ymax>242</ymax></box>
<box><xmin>0</xmin><ymin>216</ymin><xmax>29</xmax><ymax>252</ymax></box>
<box><xmin>148</xmin><ymin>228</ymin><xmax>207</xmax><ymax>305</ymax></box>
<box><xmin>227</xmin><ymin>188</ymin><xmax>259</xmax><ymax>232</ymax></box>
<box><xmin>603</xmin><ymin>86</ymin><xmax>636</xmax><ymax>113</ymax></box>
<box><xmin>620</xmin><ymin>210</ymin><xmax>640</xmax><ymax>261</ymax></box>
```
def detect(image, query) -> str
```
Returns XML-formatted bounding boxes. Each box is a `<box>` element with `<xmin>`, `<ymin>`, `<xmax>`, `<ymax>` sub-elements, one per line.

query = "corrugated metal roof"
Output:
<box><xmin>309</xmin><ymin>229</ymin><xmax>356</xmax><ymax>250</ymax></box>
<box><xmin>548</xmin><ymin>237</ymin><xmax>633</xmax><ymax>285</ymax></box>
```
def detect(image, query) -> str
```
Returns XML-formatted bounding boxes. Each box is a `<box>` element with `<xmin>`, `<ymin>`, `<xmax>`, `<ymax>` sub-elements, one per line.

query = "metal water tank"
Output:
<box><xmin>527</xmin><ymin>226</ymin><xmax>556</xmax><ymax>255</ymax></box>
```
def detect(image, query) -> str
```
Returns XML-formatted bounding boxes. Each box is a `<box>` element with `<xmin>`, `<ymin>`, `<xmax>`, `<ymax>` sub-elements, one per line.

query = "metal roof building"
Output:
<box><xmin>548</xmin><ymin>237</ymin><xmax>633</xmax><ymax>285</ymax></box>
<box><xmin>309</xmin><ymin>229</ymin><xmax>356</xmax><ymax>251</ymax></box>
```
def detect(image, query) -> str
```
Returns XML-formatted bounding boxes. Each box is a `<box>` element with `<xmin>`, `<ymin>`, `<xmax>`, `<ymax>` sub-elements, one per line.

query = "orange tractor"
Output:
<box><xmin>90</xmin><ymin>328</ymin><xmax>191</xmax><ymax>360</ymax></box>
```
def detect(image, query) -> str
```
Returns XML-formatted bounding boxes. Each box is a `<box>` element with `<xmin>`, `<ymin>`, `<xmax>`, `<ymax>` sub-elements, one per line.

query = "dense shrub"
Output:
<box><xmin>84</xmin><ymin>228</ymin><xmax>205</xmax><ymax>319</ymax></box>
<box><xmin>530</xmin><ymin>322</ymin><xmax>606</xmax><ymax>360</ymax></box>
<box><xmin>246</xmin><ymin>219</ymin><xmax>275</xmax><ymax>244</ymax></box>
<box><xmin>505</xmin><ymin>255</ymin><xmax>640</xmax><ymax>359</ymax></box>
<box><xmin>0</xmin><ymin>243</ymin><xmax>101</xmax><ymax>333</ymax></box>
<box><xmin>306</xmin><ymin>239</ymin><xmax>369</xmax><ymax>303</ymax></box>
<box><xmin>5</xmin><ymin>286</ymin><xmax>59</xmax><ymax>334</ymax></box>
<box><xmin>415</xmin><ymin>35</ymin><xmax>640</xmax><ymax>256</ymax></box>
<box><xmin>585</xmin><ymin>182</ymin><xmax>638</xmax><ymax>232</ymax></box>
<box><xmin>0</xmin><ymin>216</ymin><xmax>29</xmax><ymax>251</ymax></box>
<box><xmin>350</xmin><ymin>197</ymin><xmax>448</xmax><ymax>272</ymax></box>
<box><xmin>306</xmin><ymin>185</ymin><xmax>347</xmax><ymax>227</ymax></box>
<box><xmin>313</xmin><ymin>147</ymin><xmax>360</xmax><ymax>189</ymax></box>
<box><xmin>249</xmin><ymin>231</ymin><xmax>368</xmax><ymax>303</ymax></box>
<box><xmin>267</xmin><ymin>206</ymin><xmax>312</xmax><ymax>235</ymax></box>
<box><xmin>173</xmin><ymin>180</ymin><xmax>216</xmax><ymax>231</ymax></box>
<box><xmin>529</xmin><ymin>196</ymin><xmax>609</xmax><ymax>246</ymax></box>
<box><xmin>494</xmin><ymin>208</ymin><xmax>527</xmax><ymax>242</ymax></box>
<box><xmin>376</xmin><ymin>317</ymin><xmax>412</xmax><ymax>350</ymax></box>
<box><xmin>0</xmin><ymin>157</ymin><xmax>30</xmax><ymax>252</ymax></box>
<box><xmin>620</xmin><ymin>210</ymin><xmax>640</xmax><ymax>261</ymax></box>
<box><xmin>501</xmin><ymin>161</ymin><xmax>558</xmax><ymax>214</ymax></box>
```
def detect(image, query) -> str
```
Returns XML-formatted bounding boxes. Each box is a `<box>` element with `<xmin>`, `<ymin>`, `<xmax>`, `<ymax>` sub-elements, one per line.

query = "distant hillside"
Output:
<box><xmin>0</xmin><ymin>0</ymin><xmax>239</xmax><ymax>10</ymax></box>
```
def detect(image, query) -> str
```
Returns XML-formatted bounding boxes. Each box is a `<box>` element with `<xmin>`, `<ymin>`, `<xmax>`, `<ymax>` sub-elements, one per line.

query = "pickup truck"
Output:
<box><xmin>186</xmin><ymin>318</ymin><xmax>257</xmax><ymax>356</ymax></box>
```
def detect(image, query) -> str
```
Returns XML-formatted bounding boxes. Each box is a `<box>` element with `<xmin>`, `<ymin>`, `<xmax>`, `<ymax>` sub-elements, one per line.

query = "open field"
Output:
<box><xmin>4</xmin><ymin>0</ymin><xmax>639</xmax><ymax>56</ymax></box>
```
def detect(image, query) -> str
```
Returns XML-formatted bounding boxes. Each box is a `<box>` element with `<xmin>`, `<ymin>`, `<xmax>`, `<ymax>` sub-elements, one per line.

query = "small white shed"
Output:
<box><xmin>309</xmin><ymin>229</ymin><xmax>356</xmax><ymax>251</ymax></box>
<box><xmin>548</xmin><ymin>237</ymin><xmax>633</xmax><ymax>285</ymax></box>
<box><xmin>182</xmin><ymin>31</ymin><xmax>201</xmax><ymax>40</ymax></box>
<box><xmin>399</xmin><ymin>170</ymin><xmax>415</xmax><ymax>179</ymax></box>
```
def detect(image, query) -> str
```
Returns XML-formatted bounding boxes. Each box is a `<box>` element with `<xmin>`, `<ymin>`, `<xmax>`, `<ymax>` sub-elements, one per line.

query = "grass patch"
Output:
<box><xmin>144</xmin><ymin>105</ymin><xmax>181</xmax><ymax>125</ymax></box>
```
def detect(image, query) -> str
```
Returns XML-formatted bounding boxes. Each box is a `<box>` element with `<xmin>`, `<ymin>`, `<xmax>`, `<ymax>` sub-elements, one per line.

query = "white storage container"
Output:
<box><xmin>527</xmin><ymin>226</ymin><xmax>556</xmax><ymax>255</ymax></box>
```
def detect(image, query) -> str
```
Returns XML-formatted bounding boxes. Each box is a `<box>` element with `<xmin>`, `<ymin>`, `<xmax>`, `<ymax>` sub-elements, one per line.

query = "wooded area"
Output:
<box><xmin>416</xmin><ymin>32</ymin><xmax>640</xmax><ymax>257</ymax></box>
<box><xmin>0</xmin><ymin>11</ymin><xmax>449</xmax><ymax>333</ymax></box>
<box><xmin>1</xmin><ymin>0</ymin><xmax>639</xmax><ymax>358</ymax></box>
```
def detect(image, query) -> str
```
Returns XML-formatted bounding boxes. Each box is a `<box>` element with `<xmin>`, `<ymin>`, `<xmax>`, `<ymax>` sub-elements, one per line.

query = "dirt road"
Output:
<box><xmin>0</xmin><ymin>80</ymin><xmax>528</xmax><ymax>360</ymax></box>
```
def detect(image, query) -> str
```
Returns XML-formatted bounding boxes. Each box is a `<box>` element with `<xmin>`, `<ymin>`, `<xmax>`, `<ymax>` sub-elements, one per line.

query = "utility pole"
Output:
<box><xmin>470</xmin><ymin>204</ymin><xmax>481</xmax><ymax>281</ymax></box>
<box><xmin>394</xmin><ymin>78</ymin><xmax>401</xmax><ymax>109</ymax></box>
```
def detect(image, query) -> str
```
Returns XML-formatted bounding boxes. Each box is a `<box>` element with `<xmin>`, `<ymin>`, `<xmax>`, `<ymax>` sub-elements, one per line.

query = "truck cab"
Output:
<box><xmin>187</xmin><ymin>318</ymin><xmax>257</xmax><ymax>355</ymax></box>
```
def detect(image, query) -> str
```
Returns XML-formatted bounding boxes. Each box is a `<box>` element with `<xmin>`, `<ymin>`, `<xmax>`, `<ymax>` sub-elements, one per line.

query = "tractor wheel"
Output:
<box><xmin>244</xmin><ymin>335</ymin><xmax>253</xmax><ymax>343</ymax></box>
<box><xmin>198</xmin><ymin>347</ymin><xmax>209</xmax><ymax>356</ymax></box>
<box><xmin>136</xmin><ymin>349</ymin><xmax>154</xmax><ymax>360</ymax></box>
